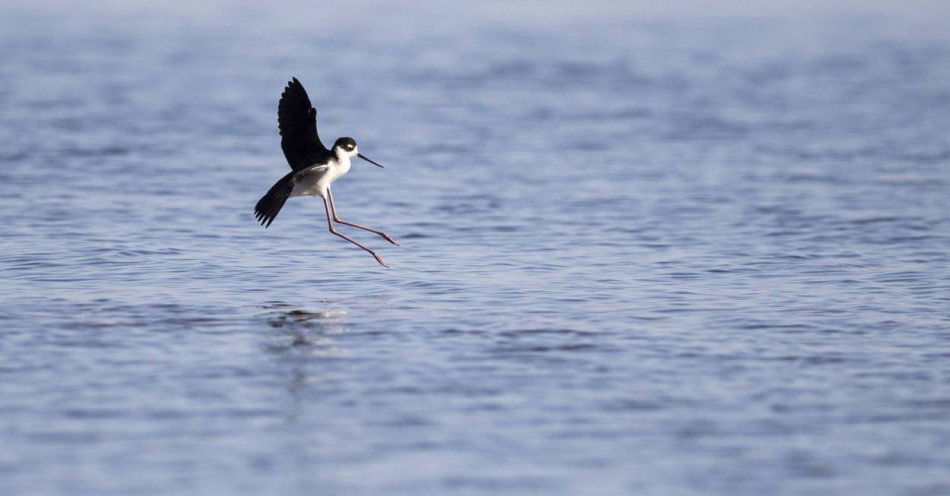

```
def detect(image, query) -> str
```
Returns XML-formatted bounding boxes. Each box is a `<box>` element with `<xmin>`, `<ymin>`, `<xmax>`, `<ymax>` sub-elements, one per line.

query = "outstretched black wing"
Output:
<box><xmin>278</xmin><ymin>77</ymin><xmax>331</xmax><ymax>170</ymax></box>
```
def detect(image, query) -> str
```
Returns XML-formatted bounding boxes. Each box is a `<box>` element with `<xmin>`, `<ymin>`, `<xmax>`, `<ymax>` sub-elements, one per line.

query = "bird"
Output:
<box><xmin>254</xmin><ymin>77</ymin><xmax>398</xmax><ymax>268</ymax></box>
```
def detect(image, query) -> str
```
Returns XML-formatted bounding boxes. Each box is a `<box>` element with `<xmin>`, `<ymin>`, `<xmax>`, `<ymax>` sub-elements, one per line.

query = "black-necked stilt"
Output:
<box><xmin>254</xmin><ymin>77</ymin><xmax>398</xmax><ymax>268</ymax></box>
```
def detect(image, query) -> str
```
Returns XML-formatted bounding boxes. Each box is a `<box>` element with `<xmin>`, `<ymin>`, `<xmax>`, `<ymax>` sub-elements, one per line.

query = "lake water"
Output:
<box><xmin>1</xmin><ymin>2</ymin><xmax>949</xmax><ymax>495</ymax></box>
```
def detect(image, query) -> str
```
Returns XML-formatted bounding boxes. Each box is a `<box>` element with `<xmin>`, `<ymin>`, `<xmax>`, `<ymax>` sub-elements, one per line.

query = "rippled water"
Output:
<box><xmin>1</xmin><ymin>2</ymin><xmax>949</xmax><ymax>495</ymax></box>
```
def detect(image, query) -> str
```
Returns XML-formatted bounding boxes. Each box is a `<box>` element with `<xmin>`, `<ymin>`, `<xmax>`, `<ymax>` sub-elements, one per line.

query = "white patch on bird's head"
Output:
<box><xmin>333</xmin><ymin>137</ymin><xmax>359</xmax><ymax>159</ymax></box>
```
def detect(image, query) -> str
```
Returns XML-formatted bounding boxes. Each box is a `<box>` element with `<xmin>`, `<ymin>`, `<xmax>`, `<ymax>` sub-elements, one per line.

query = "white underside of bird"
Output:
<box><xmin>290</xmin><ymin>151</ymin><xmax>354</xmax><ymax>199</ymax></box>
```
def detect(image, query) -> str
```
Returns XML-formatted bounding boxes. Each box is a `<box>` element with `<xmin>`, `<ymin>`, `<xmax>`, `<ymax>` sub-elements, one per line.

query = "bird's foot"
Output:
<box><xmin>380</xmin><ymin>232</ymin><xmax>399</xmax><ymax>246</ymax></box>
<box><xmin>372</xmin><ymin>253</ymin><xmax>389</xmax><ymax>268</ymax></box>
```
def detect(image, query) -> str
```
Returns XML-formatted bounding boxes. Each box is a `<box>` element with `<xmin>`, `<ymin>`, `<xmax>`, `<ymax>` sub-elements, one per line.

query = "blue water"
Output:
<box><xmin>1</xmin><ymin>2</ymin><xmax>949</xmax><ymax>495</ymax></box>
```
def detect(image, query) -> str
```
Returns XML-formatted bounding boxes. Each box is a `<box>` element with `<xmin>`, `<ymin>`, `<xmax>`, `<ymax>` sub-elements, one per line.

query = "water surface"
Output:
<box><xmin>1</xmin><ymin>2</ymin><xmax>949</xmax><ymax>495</ymax></box>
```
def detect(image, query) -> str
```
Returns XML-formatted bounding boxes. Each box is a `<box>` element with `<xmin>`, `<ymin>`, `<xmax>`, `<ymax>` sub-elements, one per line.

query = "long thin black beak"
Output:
<box><xmin>357</xmin><ymin>153</ymin><xmax>384</xmax><ymax>168</ymax></box>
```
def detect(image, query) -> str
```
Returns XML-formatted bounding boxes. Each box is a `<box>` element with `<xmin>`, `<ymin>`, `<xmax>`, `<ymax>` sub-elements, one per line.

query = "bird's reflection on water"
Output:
<box><xmin>264</xmin><ymin>305</ymin><xmax>351</xmax><ymax>356</ymax></box>
<box><xmin>263</xmin><ymin>305</ymin><xmax>353</xmax><ymax>425</ymax></box>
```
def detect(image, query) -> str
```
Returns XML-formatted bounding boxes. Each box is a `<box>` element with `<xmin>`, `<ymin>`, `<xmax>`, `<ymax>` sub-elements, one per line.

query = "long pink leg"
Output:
<box><xmin>328</xmin><ymin>188</ymin><xmax>399</xmax><ymax>246</ymax></box>
<box><xmin>322</xmin><ymin>196</ymin><xmax>388</xmax><ymax>268</ymax></box>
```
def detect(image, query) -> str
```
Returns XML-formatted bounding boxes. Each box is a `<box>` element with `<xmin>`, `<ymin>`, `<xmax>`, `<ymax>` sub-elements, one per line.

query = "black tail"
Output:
<box><xmin>254</xmin><ymin>172</ymin><xmax>295</xmax><ymax>228</ymax></box>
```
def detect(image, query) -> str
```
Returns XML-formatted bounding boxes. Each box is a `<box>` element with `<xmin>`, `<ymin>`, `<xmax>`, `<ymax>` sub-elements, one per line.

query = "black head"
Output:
<box><xmin>333</xmin><ymin>137</ymin><xmax>357</xmax><ymax>153</ymax></box>
<box><xmin>333</xmin><ymin>136</ymin><xmax>383</xmax><ymax>168</ymax></box>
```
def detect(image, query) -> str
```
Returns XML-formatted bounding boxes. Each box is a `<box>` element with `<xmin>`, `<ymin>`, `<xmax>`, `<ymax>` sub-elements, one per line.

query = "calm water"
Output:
<box><xmin>1</xmin><ymin>2</ymin><xmax>949</xmax><ymax>495</ymax></box>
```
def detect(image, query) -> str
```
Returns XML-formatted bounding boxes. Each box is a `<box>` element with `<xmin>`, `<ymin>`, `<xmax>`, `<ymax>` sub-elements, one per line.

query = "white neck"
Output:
<box><xmin>334</xmin><ymin>147</ymin><xmax>359</xmax><ymax>161</ymax></box>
